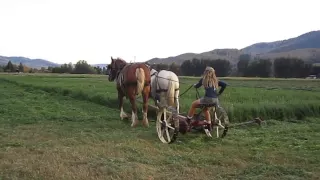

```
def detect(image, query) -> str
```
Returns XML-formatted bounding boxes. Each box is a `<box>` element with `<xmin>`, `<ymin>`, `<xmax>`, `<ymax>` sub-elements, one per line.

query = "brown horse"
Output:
<box><xmin>107</xmin><ymin>57</ymin><xmax>151</xmax><ymax>127</ymax></box>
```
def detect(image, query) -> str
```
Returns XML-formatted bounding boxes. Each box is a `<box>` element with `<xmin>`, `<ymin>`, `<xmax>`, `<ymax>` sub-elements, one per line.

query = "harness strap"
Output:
<box><xmin>117</xmin><ymin>64</ymin><xmax>151</xmax><ymax>96</ymax></box>
<box><xmin>154</xmin><ymin>72</ymin><xmax>179</xmax><ymax>93</ymax></box>
<box><xmin>151</xmin><ymin>72</ymin><xmax>157</xmax><ymax>77</ymax></box>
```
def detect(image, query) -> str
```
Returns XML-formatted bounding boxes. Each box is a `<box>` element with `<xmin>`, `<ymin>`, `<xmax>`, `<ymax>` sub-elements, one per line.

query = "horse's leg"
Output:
<box><xmin>118</xmin><ymin>90</ymin><xmax>128</xmax><ymax>120</ymax></box>
<box><xmin>175</xmin><ymin>89</ymin><xmax>180</xmax><ymax>114</ymax></box>
<box><xmin>128</xmin><ymin>87</ymin><xmax>139</xmax><ymax>127</ymax></box>
<box><xmin>150</xmin><ymin>77</ymin><xmax>158</xmax><ymax>107</ymax></box>
<box><xmin>142</xmin><ymin>85</ymin><xmax>150</xmax><ymax>127</ymax></box>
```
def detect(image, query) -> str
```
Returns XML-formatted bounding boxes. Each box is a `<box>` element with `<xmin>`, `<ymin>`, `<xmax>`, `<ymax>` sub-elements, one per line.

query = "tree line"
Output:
<box><xmin>237</xmin><ymin>56</ymin><xmax>319</xmax><ymax>78</ymax></box>
<box><xmin>149</xmin><ymin>56</ymin><xmax>320</xmax><ymax>78</ymax></box>
<box><xmin>0</xmin><ymin>61</ymin><xmax>25</xmax><ymax>73</ymax></box>
<box><xmin>48</xmin><ymin>60</ymin><xmax>107</xmax><ymax>74</ymax></box>
<box><xmin>0</xmin><ymin>60</ymin><xmax>108</xmax><ymax>74</ymax></box>
<box><xmin>1</xmin><ymin>57</ymin><xmax>319</xmax><ymax>78</ymax></box>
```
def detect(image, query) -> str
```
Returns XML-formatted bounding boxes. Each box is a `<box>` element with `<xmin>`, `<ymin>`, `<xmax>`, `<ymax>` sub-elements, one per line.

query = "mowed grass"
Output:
<box><xmin>0</xmin><ymin>74</ymin><xmax>320</xmax><ymax>179</ymax></box>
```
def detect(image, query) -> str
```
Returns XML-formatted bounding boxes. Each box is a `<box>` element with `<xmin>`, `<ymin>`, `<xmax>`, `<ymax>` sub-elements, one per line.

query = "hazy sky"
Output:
<box><xmin>0</xmin><ymin>0</ymin><xmax>319</xmax><ymax>64</ymax></box>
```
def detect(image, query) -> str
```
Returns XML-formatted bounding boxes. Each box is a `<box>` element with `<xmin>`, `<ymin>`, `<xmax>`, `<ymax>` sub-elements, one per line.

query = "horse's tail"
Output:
<box><xmin>167</xmin><ymin>75</ymin><xmax>175</xmax><ymax>106</ymax></box>
<box><xmin>135</xmin><ymin>68</ymin><xmax>145</xmax><ymax>95</ymax></box>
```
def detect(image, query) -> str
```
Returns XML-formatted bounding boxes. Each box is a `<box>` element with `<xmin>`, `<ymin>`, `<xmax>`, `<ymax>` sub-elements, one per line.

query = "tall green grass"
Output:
<box><xmin>1</xmin><ymin>74</ymin><xmax>320</xmax><ymax>122</ymax></box>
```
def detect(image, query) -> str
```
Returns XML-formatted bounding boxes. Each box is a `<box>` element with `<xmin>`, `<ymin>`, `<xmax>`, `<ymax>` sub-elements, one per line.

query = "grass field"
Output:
<box><xmin>0</xmin><ymin>73</ymin><xmax>319</xmax><ymax>179</ymax></box>
<box><xmin>1</xmin><ymin>73</ymin><xmax>320</xmax><ymax>122</ymax></box>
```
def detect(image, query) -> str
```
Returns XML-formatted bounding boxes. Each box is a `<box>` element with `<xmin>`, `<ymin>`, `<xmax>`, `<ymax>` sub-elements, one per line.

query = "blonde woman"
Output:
<box><xmin>186</xmin><ymin>66</ymin><xmax>227</xmax><ymax>132</ymax></box>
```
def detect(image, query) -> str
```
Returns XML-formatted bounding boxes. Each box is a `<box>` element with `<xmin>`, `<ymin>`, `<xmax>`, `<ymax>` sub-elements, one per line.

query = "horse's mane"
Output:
<box><xmin>114</xmin><ymin>57</ymin><xmax>127</xmax><ymax>64</ymax></box>
<box><xmin>112</xmin><ymin>57</ymin><xmax>127</xmax><ymax>67</ymax></box>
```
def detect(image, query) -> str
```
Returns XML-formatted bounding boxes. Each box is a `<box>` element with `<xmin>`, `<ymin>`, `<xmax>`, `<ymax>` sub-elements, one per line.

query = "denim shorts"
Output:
<box><xmin>199</xmin><ymin>96</ymin><xmax>219</xmax><ymax>106</ymax></box>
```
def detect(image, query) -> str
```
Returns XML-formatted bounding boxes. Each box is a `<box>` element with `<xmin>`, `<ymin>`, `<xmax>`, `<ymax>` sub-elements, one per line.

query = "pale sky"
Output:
<box><xmin>0</xmin><ymin>0</ymin><xmax>319</xmax><ymax>65</ymax></box>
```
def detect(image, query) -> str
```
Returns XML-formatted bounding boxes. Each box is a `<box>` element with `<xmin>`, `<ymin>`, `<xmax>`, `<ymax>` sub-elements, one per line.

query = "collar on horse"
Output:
<box><xmin>152</xmin><ymin>70</ymin><xmax>180</xmax><ymax>93</ymax></box>
<box><xmin>151</xmin><ymin>71</ymin><xmax>158</xmax><ymax>77</ymax></box>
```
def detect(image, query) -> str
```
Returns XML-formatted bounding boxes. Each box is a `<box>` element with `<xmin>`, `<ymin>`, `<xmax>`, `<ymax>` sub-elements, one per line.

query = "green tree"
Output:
<box><xmin>180</xmin><ymin>58</ymin><xmax>231</xmax><ymax>77</ymax></box>
<box><xmin>274</xmin><ymin>57</ymin><xmax>312</xmax><ymax>78</ymax></box>
<box><xmin>239</xmin><ymin>54</ymin><xmax>251</xmax><ymax>61</ymax></box>
<box><xmin>18</xmin><ymin>62</ymin><xmax>24</xmax><ymax>72</ymax></box>
<box><xmin>94</xmin><ymin>66</ymin><xmax>102</xmax><ymax>74</ymax></box>
<box><xmin>47</xmin><ymin>66</ymin><xmax>53</xmax><ymax>72</ymax></box>
<box><xmin>191</xmin><ymin>58</ymin><xmax>204</xmax><ymax>76</ymax></box>
<box><xmin>207</xmin><ymin>59</ymin><xmax>232</xmax><ymax>77</ymax></box>
<box><xmin>29</xmin><ymin>68</ymin><xmax>35</xmax><ymax>73</ymax></box>
<box><xmin>67</xmin><ymin>62</ymin><xmax>73</xmax><ymax>73</ymax></box>
<box><xmin>5</xmin><ymin>61</ymin><xmax>15</xmax><ymax>72</ymax></box>
<box><xmin>155</xmin><ymin>63</ymin><xmax>169</xmax><ymax>71</ymax></box>
<box><xmin>73</xmin><ymin>60</ymin><xmax>96</xmax><ymax>74</ymax></box>
<box><xmin>245</xmin><ymin>59</ymin><xmax>272</xmax><ymax>77</ymax></box>
<box><xmin>237</xmin><ymin>59</ymin><xmax>250</xmax><ymax>76</ymax></box>
<box><xmin>168</xmin><ymin>62</ymin><xmax>180</xmax><ymax>75</ymax></box>
<box><xmin>51</xmin><ymin>62</ymin><xmax>74</xmax><ymax>73</ymax></box>
<box><xmin>102</xmin><ymin>66</ymin><xmax>107</xmax><ymax>75</ymax></box>
<box><xmin>180</xmin><ymin>60</ymin><xmax>193</xmax><ymax>76</ymax></box>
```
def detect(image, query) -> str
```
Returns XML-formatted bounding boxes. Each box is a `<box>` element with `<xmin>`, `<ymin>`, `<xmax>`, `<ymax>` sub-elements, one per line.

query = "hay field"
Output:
<box><xmin>0</xmin><ymin>73</ymin><xmax>319</xmax><ymax>180</ymax></box>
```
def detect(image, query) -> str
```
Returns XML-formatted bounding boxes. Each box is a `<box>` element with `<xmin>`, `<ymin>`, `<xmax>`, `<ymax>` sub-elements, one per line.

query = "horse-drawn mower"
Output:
<box><xmin>154</xmin><ymin>88</ymin><xmax>265</xmax><ymax>144</ymax></box>
<box><xmin>107</xmin><ymin>58</ymin><xmax>265</xmax><ymax>144</ymax></box>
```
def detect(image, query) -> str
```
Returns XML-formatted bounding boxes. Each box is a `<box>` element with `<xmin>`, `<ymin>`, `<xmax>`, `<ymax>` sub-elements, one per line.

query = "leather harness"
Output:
<box><xmin>151</xmin><ymin>71</ymin><xmax>180</xmax><ymax>93</ymax></box>
<box><xmin>116</xmin><ymin>63</ymin><xmax>150</xmax><ymax>96</ymax></box>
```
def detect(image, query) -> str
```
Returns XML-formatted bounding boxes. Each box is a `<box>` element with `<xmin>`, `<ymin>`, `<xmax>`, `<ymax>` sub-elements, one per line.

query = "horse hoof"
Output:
<box><xmin>143</xmin><ymin>123</ymin><xmax>149</xmax><ymax>128</ymax></box>
<box><xmin>142</xmin><ymin>119</ymin><xmax>149</xmax><ymax>127</ymax></box>
<box><xmin>120</xmin><ymin>113</ymin><xmax>128</xmax><ymax>119</ymax></box>
<box><xmin>131</xmin><ymin>121</ymin><xmax>139</xmax><ymax>128</ymax></box>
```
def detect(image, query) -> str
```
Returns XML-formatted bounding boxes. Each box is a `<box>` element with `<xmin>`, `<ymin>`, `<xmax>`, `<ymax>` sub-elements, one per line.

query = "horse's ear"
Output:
<box><xmin>111</xmin><ymin>56</ymin><xmax>114</xmax><ymax>62</ymax></box>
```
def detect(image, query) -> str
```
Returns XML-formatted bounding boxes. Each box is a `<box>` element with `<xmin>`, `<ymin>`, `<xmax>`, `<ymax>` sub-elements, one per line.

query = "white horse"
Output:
<box><xmin>149</xmin><ymin>68</ymin><xmax>180</xmax><ymax>114</ymax></box>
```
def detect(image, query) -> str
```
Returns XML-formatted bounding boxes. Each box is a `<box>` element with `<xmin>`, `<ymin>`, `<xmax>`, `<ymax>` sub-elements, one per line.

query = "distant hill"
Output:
<box><xmin>255</xmin><ymin>48</ymin><xmax>320</xmax><ymax>63</ymax></box>
<box><xmin>147</xmin><ymin>49</ymin><xmax>241</xmax><ymax>65</ymax></box>
<box><xmin>0</xmin><ymin>56</ymin><xmax>109</xmax><ymax>69</ymax></box>
<box><xmin>242</xmin><ymin>30</ymin><xmax>320</xmax><ymax>54</ymax></box>
<box><xmin>0</xmin><ymin>56</ymin><xmax>60</xmax><ymax>69</ymax></box>
<box><xmin>146</xmin><ymin>30</ymin><xmax>320</xmax><ymax>65</ymax></box>
<box><xmin>0</xmin><ymin>56</ymin><xmax>8</xmax><ymax>65</ymax></box>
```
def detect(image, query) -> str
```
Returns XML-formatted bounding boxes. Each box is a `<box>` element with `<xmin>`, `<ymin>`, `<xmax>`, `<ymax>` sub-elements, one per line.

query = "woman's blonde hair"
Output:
<box><xmin>202</xmin><ymin>66</ymin><xmax>218</xmax><ymax>89</ymax></box>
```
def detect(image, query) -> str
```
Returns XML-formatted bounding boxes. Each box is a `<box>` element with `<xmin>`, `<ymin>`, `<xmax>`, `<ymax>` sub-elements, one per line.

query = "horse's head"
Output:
<box><xmin>107</xmin><ymin>56</ymin><xmax>127</xmax><ymax>81</ymax></box>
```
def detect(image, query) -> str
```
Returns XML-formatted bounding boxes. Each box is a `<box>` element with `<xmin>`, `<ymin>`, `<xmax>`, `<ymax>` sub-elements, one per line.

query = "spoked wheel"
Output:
<box><xmin>210</xmin><ymin>106</ymin><xmax>229</xmax><ymax>138</ymax></box>
<box><xmin>156</xmin><ymin>107</ymin><xmax>179</xmax><ymax>144</ymax></box>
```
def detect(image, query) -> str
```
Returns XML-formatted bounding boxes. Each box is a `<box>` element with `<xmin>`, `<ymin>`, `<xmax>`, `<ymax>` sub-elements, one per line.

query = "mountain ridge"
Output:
<box><xmin>0</xmin><ymin>56</ymin><xmax>60</xmax><ymax>69</ymax></box>
<box><xmin>1</xmin><ymin>30</ymin><xmax>320</xmax><ymax>68</ymax></box>
<box><xmin>147</xmin><ymin>30</ymin><xmax>320</xmax><ymax>65</ymax></box>
<box><xmin>0</xmin><ymin>56</ymin><xmax>109</xmax><ymax>69</ymax></box>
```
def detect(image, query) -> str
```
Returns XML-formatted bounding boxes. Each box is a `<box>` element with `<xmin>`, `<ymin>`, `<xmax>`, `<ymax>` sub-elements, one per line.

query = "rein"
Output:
<box><xmin>195</xmin><ymin>87</ymin><xmax>201</xmax><ymax>99</ymax></box>
<box><xmin>149</xmin><ymin>69</ymin><xmax>196</xmax><ymax>98</ymax></box>
<box><xmin>178</xmin><ymin>84</ymin><xmax>194</xmax><ymax>98</ymax></box>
